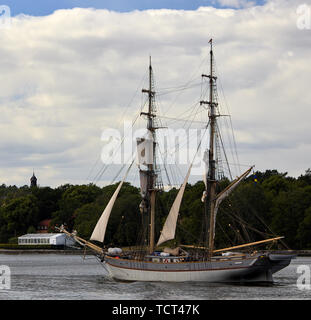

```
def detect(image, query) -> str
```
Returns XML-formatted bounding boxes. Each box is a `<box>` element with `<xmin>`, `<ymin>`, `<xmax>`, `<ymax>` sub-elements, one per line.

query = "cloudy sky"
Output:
<box><xmin>0</xmin><ymin>0</ymin><xmax>310</xmax><ymax>187</ymax></box>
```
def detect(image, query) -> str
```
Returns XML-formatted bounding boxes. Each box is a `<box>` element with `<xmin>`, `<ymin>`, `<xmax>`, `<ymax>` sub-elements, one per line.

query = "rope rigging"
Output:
<box><xmin>85</xmin><ymin>49</ymin><xmax>282</xmax><ymax>252</ymax></box>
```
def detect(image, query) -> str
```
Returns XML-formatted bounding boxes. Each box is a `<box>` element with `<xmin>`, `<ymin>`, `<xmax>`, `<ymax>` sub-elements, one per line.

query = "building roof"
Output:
<box><xmin>38</xmin><ymin>219</ymin><xmax>51</xmax><ymax>226</ymax></box>
<box><xmin>18</xmin><ymin>233</ymin><xmax>64</xmax><ymax>238</ymax></box>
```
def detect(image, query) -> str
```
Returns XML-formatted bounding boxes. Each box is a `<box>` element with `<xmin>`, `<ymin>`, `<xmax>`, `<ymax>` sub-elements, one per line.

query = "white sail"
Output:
<box><xmin>90</xmin><ymin>164</ymin><xmax>132</xmax><ymax>243</ymax></box>
<box><xmin>156</xmin><ymin>164</ymin><xmax>192</xmax><ymax>246</ymax></box>
<box><xmin>136</xmin><ymin>131</ymin><xmax>154</xmax><ymax>167</ymax></box>
<box><xmin>211</xmin><ymin>166</ymin><xmax>253</xmax><ymax>241</ymax></box>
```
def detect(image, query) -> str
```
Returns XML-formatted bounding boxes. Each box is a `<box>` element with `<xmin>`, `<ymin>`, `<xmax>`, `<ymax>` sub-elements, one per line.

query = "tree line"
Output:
<box><xmin>0</xmin><ymin>168</ymin><xmax>311</xmax><ymax>250</ymax></box>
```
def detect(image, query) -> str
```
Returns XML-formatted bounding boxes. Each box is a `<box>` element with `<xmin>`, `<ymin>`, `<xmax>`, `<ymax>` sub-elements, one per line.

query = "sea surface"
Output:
<box><xmin>0</xmin><ymin>253</ymin><xmax>310</xmax><ymax>300</ymax></box>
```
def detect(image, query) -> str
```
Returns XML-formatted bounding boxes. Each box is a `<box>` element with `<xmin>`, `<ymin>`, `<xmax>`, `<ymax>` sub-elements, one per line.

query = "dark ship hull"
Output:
<box><xmin>103</xmin><ymin>252</ymin><xmax>295</xmax><ymax>282</ymax></box>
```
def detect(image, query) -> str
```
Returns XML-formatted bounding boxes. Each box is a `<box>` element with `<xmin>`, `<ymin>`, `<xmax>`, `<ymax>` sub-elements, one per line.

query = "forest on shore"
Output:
<box><xmin>0</xmin><ymin>168</ymin><xmax>311</xmax><ymax>250</ymax></box>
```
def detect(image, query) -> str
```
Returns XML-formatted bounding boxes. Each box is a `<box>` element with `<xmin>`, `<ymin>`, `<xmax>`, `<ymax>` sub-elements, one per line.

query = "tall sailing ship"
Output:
<box><xmin>59</xmin><ymin>40</ymin><xmax>295</xmax><ymax>282</ymax></box>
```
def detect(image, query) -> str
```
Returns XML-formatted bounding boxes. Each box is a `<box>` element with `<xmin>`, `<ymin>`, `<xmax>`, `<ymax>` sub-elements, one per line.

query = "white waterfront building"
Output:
<box><xmin>18</xmin><ymin>233</ymin><xmax>76</xmax><ymax>246</ymax></box>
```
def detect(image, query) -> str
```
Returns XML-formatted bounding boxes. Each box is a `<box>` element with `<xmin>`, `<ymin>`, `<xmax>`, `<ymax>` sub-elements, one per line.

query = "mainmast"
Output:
<box><xmin>141</xmin><ymin>57</ymin><xmax>157</xmax><ymax>254</ymax></box>
<box><xmin>200</xmin><ymin>39</ymin><xmax>218</xmax><ymax>257</ymax></box>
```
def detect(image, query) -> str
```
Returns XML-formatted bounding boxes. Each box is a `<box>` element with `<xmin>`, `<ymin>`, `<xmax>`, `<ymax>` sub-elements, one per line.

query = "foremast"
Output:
<box><xmin>200</xmin><ymin>39</ymin><xmax>218</xmax><ymax>257</ymax></box>
<box><xmin>141</xmin><ymin>57</ymin><xmax>161</xmax><ymax>254</ymax></box>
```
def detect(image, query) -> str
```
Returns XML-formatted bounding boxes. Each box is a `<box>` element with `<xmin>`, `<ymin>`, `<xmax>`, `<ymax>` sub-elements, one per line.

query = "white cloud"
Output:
<box><xmin>0</xmin><ymin>0</ymin><xmax>310</xmax><ymax>187</ymax></box>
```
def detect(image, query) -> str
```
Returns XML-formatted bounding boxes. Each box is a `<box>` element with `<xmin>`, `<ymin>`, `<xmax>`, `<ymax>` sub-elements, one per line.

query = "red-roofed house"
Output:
<box><xmin>37</xmin><ymin>219</ymin><xmax>51</xmax><ymax>233</ymax></box>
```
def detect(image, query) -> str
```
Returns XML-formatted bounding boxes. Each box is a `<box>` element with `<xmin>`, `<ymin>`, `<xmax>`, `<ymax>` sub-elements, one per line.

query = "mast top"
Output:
<box><xmin>149</xmin><ymin>56</ymin><xmax>152</xmax><ymax>69</ymax></box>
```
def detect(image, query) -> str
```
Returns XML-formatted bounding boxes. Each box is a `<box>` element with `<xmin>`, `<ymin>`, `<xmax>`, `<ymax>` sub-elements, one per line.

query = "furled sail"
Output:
<box><xmin>90</xmin><ymin>163</ymin><xmax>133</xmax><ymax>243</ymax></box>
<box><xmin>201</xmin><ymin>149</ymin><xmax>209</xmax><ymax>202</ymax></box>
<box><xmin>156</xmin><ymin>164</ymin><xmax>193</xmax><ymax>246</ymax></box>
<box><xmin>136</xmin><ymin>131</ymin><xmax>154</xmax><ymax>167</ymax></box>
<box><xmin>139</xmin><ymin>169</ymin><xmax>149</xmax><ymax>213</ymax></box>
<box><xmin>139</xmin><ymin>169</ymin><xmax>148</xmax><ymax>198</ymax></box>
<box><xmin>203</xmin><ymin>149</ymin><xmax>209</xmax><ymax>187</ymax></box>
<box><xmin>137</xmin><ymin>131</ymin><xmax>154</xmax><ymax>213</ymax></box>
<box><xmin>210</xmin><ymin>166</ymin><xmax>253</xmax><ymax>241</ymax></box>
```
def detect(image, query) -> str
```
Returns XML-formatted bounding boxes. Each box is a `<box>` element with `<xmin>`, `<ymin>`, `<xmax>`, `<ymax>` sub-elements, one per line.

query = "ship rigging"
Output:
<box><xmin>58</xmin><ymin>40</ymin><xmax>295</xmax><ymax>283</ymax></box>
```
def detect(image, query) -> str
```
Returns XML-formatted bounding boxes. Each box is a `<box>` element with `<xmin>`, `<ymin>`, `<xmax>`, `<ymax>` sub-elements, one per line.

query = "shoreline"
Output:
<box><xmin>0</xmin><ymin>248</ymin><xmax>310</xmax><ymax>256</ymax></box>
<box><xmin>0</xmin><ymin>248</ymin><xmax>93</xmax><ymax>255</ymax></box>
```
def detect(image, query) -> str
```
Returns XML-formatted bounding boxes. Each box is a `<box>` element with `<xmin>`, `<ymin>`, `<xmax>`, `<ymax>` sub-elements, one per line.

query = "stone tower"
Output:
<box><xmin>30</xmin><ymin>171</ymin><xmax>37</xmax><ymax>187</ymax></box>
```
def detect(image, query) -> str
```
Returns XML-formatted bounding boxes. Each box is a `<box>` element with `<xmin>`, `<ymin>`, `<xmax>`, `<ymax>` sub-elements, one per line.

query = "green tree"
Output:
<box><xmin>74</xmin><ymin>202</ymin><xmax>103</xmax><ymax>239</ymax></box>
<box><xmin>262</xmin><ymin>174</ymin><xmax>290</xmax><ymax>198</ymax></box>
<box><xmin>270</xmin><ymin>186</ymin><xmax>311</xmax><ymax>249</ymax></box>
<box><xmin>297</xmin><ymin>169</ymin><xmax>311</xmax><ymax>187</ymax></box>
<box><xmin>0</xmin><ymin>194</ymin><xmax>39</xmax><ymax>240</ymax></box>
<box><xmin>297</xmin><ymin>206</ymin><xmax>311</xmax><ymax>249</ymax></box>
<box><xmin>51</xmin><ymin>184</ymin><xmax>102</xmax><ymax>229</ymax></box>
<box><xmin>31</xmin><ymin>186</ymin><xmax>62</xmax><ymax>221</ymax></box>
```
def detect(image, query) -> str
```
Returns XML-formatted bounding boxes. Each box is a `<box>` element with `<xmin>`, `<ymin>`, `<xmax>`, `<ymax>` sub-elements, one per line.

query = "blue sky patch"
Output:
<box><xmin>5</xmin><ymin>0</ymin><xmax>266</xmax><ymax>16</ymax></box>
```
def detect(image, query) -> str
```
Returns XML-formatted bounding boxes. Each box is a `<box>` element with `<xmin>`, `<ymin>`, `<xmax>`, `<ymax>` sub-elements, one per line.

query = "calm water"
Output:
<box><xmin>0</xmin><ymin>253</ymin><xmax>310</xmax><ymax>300</ymax></box>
